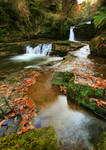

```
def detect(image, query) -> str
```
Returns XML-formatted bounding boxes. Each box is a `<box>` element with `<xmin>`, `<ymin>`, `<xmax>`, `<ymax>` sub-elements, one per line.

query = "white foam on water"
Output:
<box><xmin>11</xmin><ymin>44</ymin><xmax>52</xmax><ymax>62</ymax></box>
<box><xmin>72</xmin><ymin>45</ymin><xmax>90</xmax><ymax>58</ymax></box>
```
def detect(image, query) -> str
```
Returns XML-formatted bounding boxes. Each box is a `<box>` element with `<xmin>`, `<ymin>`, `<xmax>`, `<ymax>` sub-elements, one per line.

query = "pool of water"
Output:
<box><xmin>36</xmin><ymin>95</ymin><xmax>106</xmax><ymax>150</ymax></box>
<box><xmin>30</xmin><ymin>72</ymin><xmax>106</xmax><ymax>150</ymax></box>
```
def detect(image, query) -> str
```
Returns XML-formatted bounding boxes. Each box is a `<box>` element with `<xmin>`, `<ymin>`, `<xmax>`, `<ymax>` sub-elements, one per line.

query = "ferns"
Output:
<box><xmin>93</xmin><ymin>8</ymin><xmax>106</xmax><ymax>30</ymax></box>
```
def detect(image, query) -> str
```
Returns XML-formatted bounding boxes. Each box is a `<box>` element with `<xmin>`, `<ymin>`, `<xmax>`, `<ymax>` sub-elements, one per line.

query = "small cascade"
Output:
<box><xmin>86</xmin><ymin>21</ymin><xmax>91</xmax><ymax>24</ymax></box>
<box><xmin>11</xmin><ymin>44</ymin><xmax>52</xmax><ymax>61</ymax></box>
<box><xmin>26</xmin><ymin>44</ymin><xmax>52</xmax><ymax>56</ymax></box>
<box><xmin>69</xmin><ymin>26</ymin><xmax>76</xmax><ymax>42</ymax></box>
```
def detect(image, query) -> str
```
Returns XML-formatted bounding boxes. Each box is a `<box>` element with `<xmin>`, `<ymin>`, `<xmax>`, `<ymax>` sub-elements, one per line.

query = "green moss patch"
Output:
<box><xmin>0</xmin><ymin>126</ymin><xmax>62</xmax><ymax>150</ymax></box>
<box><xmin>51</xmin><ymin>72</ymin><xmax>74</xmax><ymax>87</ymax></box>
<box><xmin>67</xmin><ymin>79</ymin><xmax>106</xmax><ymax>119</ymax></box>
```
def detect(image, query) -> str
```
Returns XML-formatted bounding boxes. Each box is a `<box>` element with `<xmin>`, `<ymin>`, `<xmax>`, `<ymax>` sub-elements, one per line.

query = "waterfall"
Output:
<box><xmin>26</xmin><ymin>44</ymin><xmax>52</xmax><ymax>56</ymax></box>
<box><xmin>11</xmin><ymin>44</ymin><xmax>52</xmax><ymax>61</ymax></box>
<box><xmin>69</xmin><ymin>26</ymin><xmax>76</xmax><ymax>42</ymax></box>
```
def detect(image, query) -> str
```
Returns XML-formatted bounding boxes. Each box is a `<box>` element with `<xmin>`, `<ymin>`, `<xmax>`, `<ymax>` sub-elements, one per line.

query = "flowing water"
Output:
<box><xmin>30</xmin><ymin>71</ymin><xmax>106</xmax><ymax>150</ymax></box>
<box><xmin>28</xmin><ymin>44</ymin><xmax>106</xmax><ymax>150</ymax></box>
<box><xmin>69</xmin><ymin>27</ymin><xmax>76</xmax><ymax>42</ymax></box>
<box><xmin>0</xmin><ymin>43</ymin><xmax>62</xmax><ymax>75</ymax></box>
<box><xmin>0</xmin><ymin>36</ymin><xmax>106</xmax><ymax>149</ymax></box>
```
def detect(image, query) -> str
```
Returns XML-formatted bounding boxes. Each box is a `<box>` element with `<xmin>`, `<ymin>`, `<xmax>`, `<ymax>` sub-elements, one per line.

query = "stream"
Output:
<box><xmin>0</xmin><ymin>27</ymin><xmax>106</xmax><ymax>149</ymax></box>
<box><xmin>28</xmin><ymin>43</ymin><xmax>106</xmax><ymax>149</ymax></box>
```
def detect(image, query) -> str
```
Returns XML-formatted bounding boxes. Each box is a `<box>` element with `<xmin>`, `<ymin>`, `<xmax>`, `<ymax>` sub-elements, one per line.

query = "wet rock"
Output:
<box><xmin>0</xmin><ymin>126</ymin><xmax>62</xmax><ymax>150</ymax></box>
<box><xmin>0</xmin><ymin>115</ymin><xmax>21</xmax><ymax>138</ymax></box>
<box><xmin>74</xmin><ymin>22</ymin><xmax>95</xmax><ymax>41</ymax></box>
<box><xmin>51</xmin><ymin>41</ymin><xmax>85</xmax><ymax>56</ymax></box>
<box><xmin>67</xmin><ymin>78</ymin><xmax>106</xmax><ymax>119</ymax></box>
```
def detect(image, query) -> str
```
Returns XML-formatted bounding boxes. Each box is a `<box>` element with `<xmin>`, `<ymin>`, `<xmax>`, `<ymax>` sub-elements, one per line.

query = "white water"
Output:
<box><xmin>26</xmin><ymin>44</ymin><xmax>52</xmax><ymax>56</ymax></box>
<box><xmin>86</xmin><ymin>21</ymin><xmax>91</xmax><ymax>24</ymax></box>
<box><xmin>11</xmin><ymin>44</ymin><xmax>52</xmax><ymax>61</ymax></box>
<box><xmin>73</xmin><ymin>45</ymin><xmax>90</xmax><ymax>58</ymax></box>
<box><xmin>69</xmin><ymin>26</ymin><xmax>77</xmax><ymax>42</ymax></box>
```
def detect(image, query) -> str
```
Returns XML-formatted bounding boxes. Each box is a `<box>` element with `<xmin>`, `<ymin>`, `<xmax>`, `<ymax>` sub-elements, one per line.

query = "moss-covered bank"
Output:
<box><xmin>0</xmin><ymin>126</ymin><xmax>62</xmax><ymax>150</ymax></box>
<box><xmin>67</xmin><ymin>79</ymin><xmax>106</xmax><ymax>119</ymax></box>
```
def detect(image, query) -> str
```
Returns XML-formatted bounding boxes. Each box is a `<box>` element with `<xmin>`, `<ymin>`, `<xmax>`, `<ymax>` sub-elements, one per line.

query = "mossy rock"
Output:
<box><xmin>97</xmin><ymin>132</ymin><xmax>106</xmax><ymax>150</ymax></box>
<box><xmin>90</xmin><ymin>31</ymin><xmax>106</xmax><ymax>57</ymax></box>
<box><xmin>51</xmin><ymin>41</ymin><xmax>84</xmax><ymax>56</ymax></box>
<box><xmin>0</xmin><ymin>126</ymin><xmax>62</xmax><ymax>150</ymax></box>
<box><xmin>67</xmin><ymin>80</ymin><xmax>106</xmax><ymax>119</ymax></box>
<box><xmin>51</xmin><ymin>71</ymin><xmax>74</xmax><ymax>87</ymax></box>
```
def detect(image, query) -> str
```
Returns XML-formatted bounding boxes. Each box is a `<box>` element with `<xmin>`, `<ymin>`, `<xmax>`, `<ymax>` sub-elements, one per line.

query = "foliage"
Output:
<box><xmin>0</xmin><ymin>0</ymin><xmax>72</xmax><ymax>41</ymax></box>
<box><xmin>93</xmin><ymin>8</ymin><xmax>106</xmax><ymax>31</ymax></box>
<box><xmin>0</xmin><ymin>127</ymin><xmax>62</xmax><ymax>150</ymax></box>
<box><xmin>90</xmin><ymin>31</ymin><xmax>106</xmax><ymax>57</ymax></box>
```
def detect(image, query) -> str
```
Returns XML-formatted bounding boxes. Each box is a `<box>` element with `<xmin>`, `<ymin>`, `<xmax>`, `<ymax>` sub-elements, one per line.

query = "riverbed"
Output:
<box><xmin>0</xmin><ymin>41</ymin><xmax>106</xmax><ymax>150</ymax></box>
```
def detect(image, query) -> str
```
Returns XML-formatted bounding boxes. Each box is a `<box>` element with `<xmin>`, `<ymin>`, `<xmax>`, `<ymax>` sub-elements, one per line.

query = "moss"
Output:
<box><xmin>51</xmin><ymin>72</ymin><xmax>74</xmax><ymax>87</ymax></box>
<box><xmin>67</xmin><ymin>80</ymin><xmax>105</xmax><ymax>111</ymax></box>
<box><xmin>97</xmin><ymin>132</ymin><xmax>106</xmax><ymax>150</ymax></box>
<box><xmin>0</xmin><ymin>127</ymin><xmax>62</xmax><ymax>150</ymax></box>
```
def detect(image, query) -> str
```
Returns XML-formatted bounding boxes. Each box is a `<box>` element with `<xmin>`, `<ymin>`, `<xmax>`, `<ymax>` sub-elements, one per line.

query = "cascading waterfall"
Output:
<box><xmin>69</xmin><ymin>26</ymin><xmax>77</xmax><ymax>42</ymax></box>
<box><xmin>26</xmin><ymin>44</ymin><xmax>52</xmax><ymax>56</ymax></box>
<box><xmin>11</xmin><ymin>44</ymin><xmax>52</xmax><ymax>61</ymax></box>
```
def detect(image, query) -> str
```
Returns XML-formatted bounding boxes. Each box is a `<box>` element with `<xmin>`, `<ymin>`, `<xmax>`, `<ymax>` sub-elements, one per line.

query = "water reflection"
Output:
<box><xmin>32</xmin><ymin>95</ymin><xmax>106</xmax><ymax>150</ymax></box>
